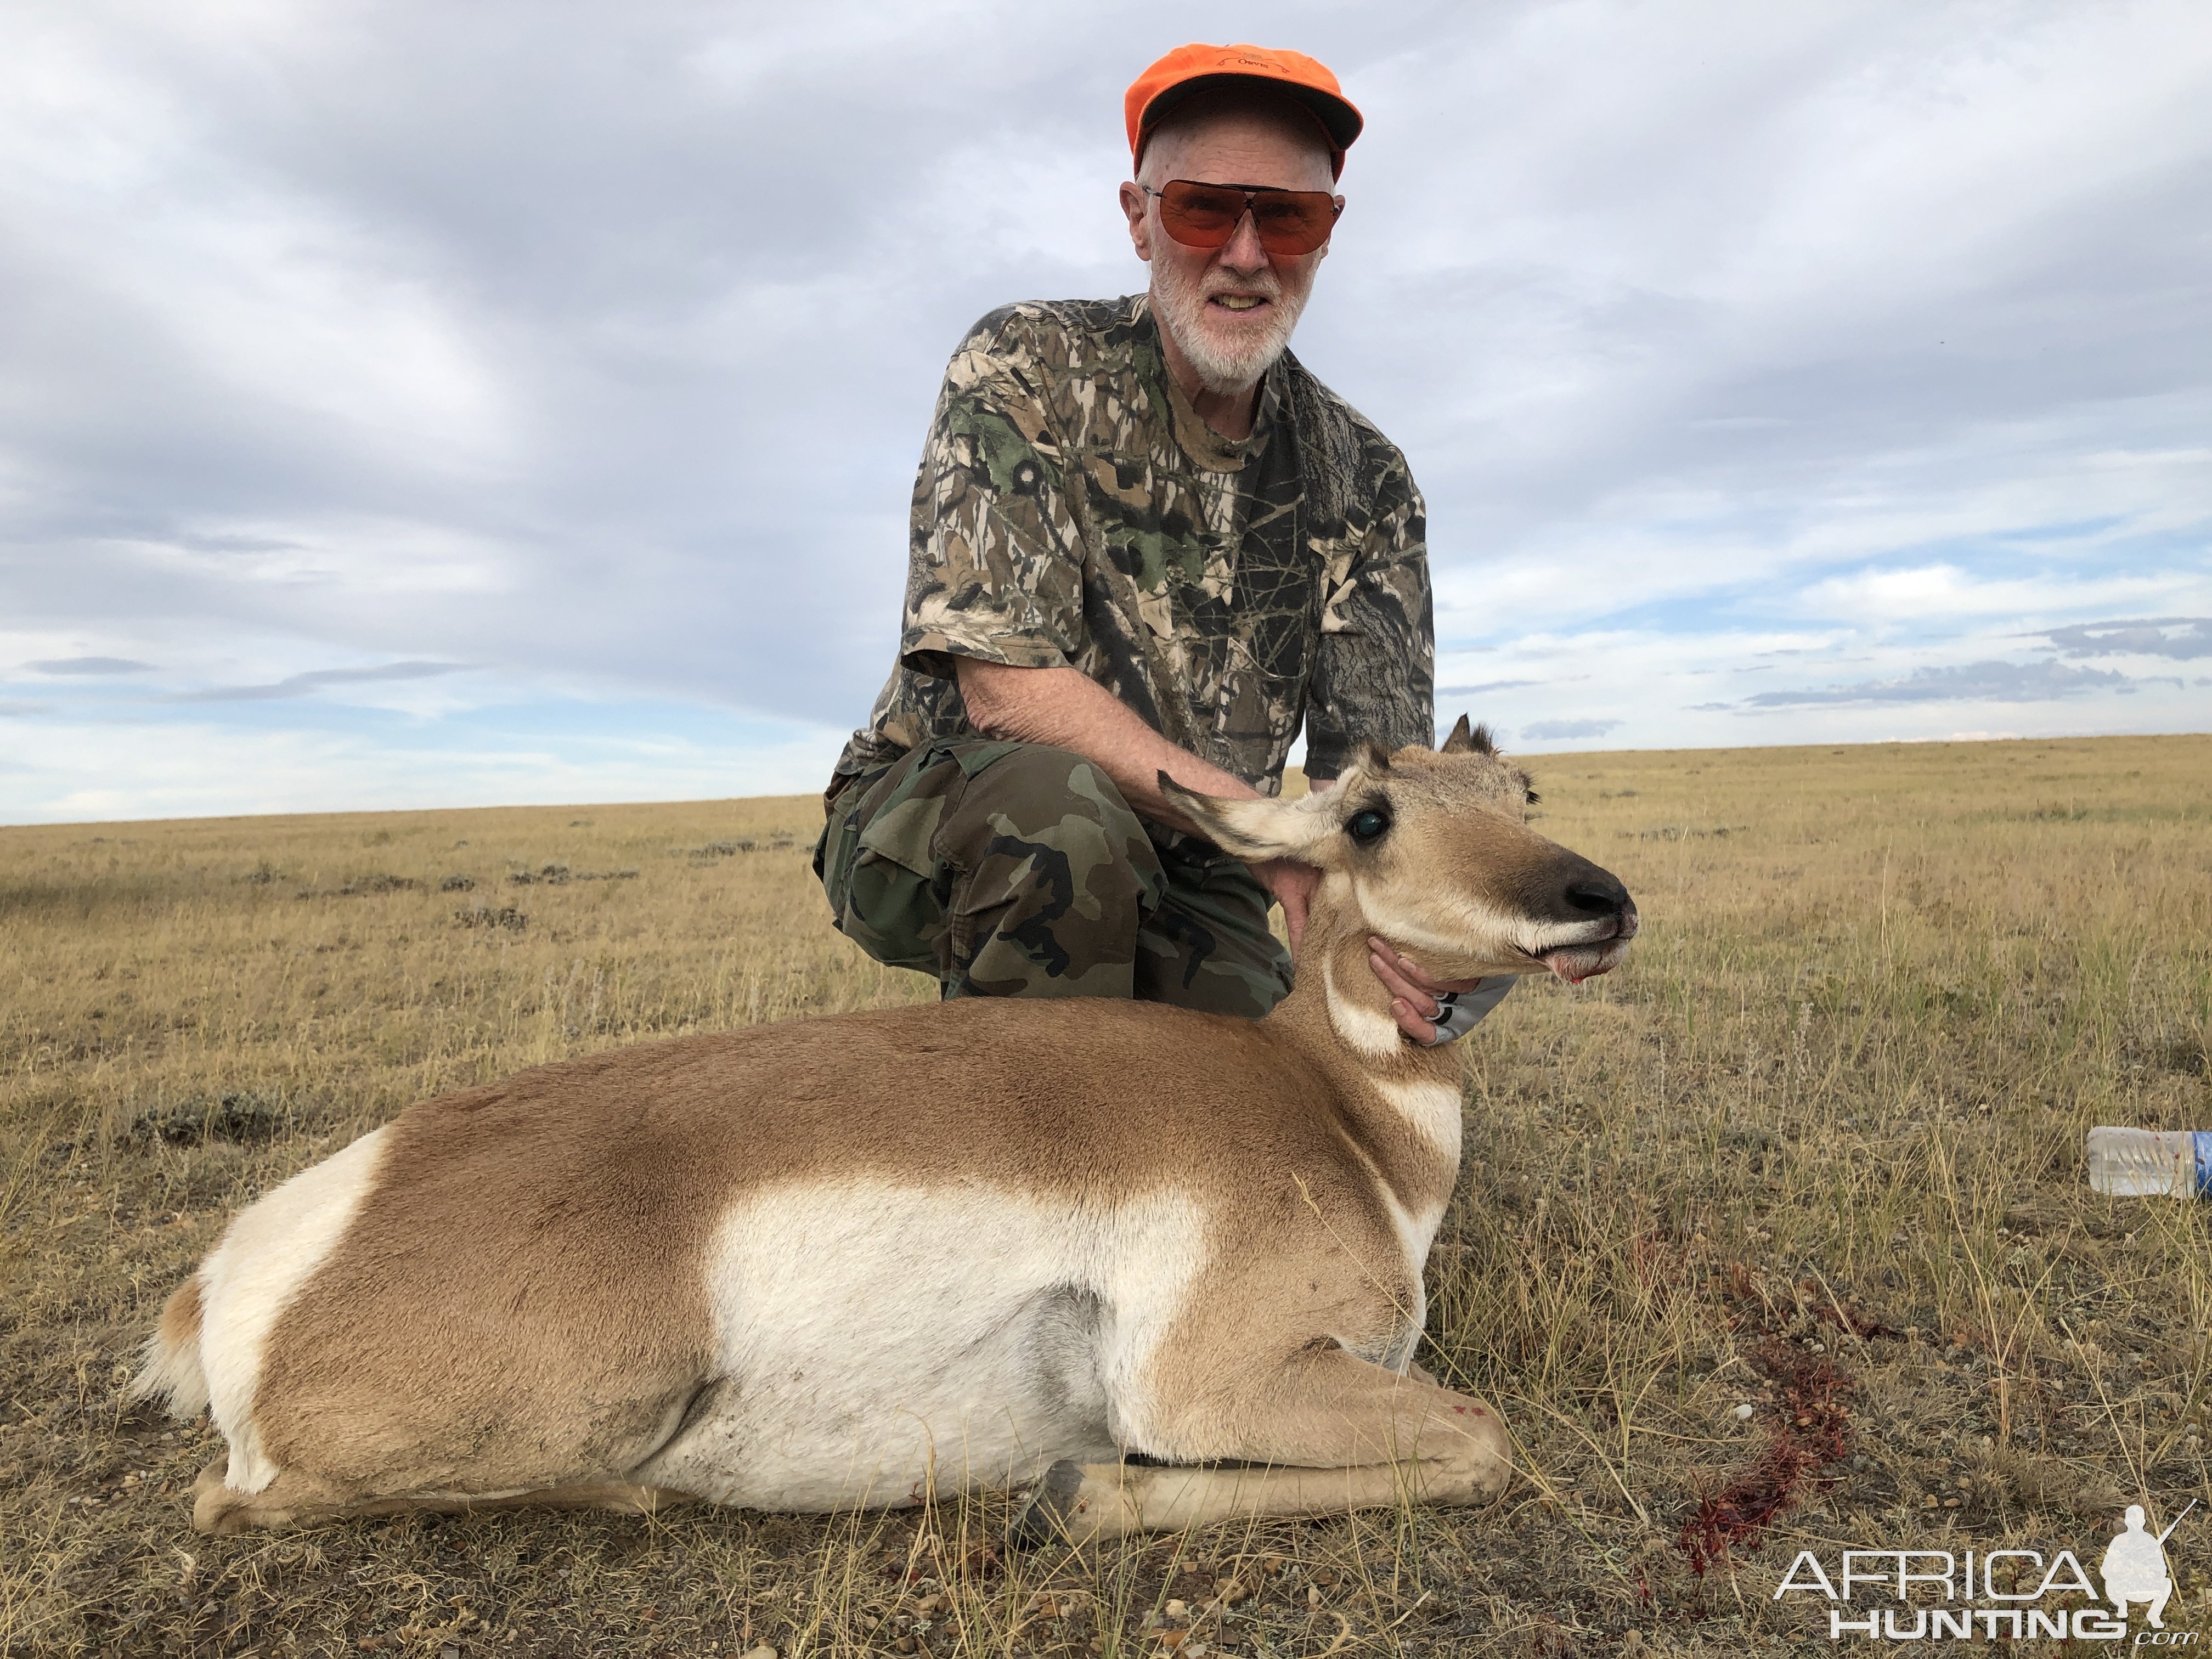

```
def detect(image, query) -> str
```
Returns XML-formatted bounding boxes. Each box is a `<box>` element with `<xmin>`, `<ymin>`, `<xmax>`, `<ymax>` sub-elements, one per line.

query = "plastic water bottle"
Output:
<box><xmin>2086</xmin><ymin>1127</ymin><xmax>2212</xmax><ymax>1197</ymax></box>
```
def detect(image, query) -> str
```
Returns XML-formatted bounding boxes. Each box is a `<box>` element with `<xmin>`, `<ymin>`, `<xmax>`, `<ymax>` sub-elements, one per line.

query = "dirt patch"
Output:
<box><xmin>455</xmin><ymin>905</ymin><xmax>528</xmax><ymax>930</ymax></box>
<box><xmin>108</xmin><ymin>1092</ymin><xmax>292</xmax><ymax>1149</ymax></box>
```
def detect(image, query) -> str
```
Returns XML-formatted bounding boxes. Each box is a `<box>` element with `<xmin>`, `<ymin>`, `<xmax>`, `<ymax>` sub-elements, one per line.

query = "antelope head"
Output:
<box><xmin>1164</xmin><ymin>716</ymin><xmax>1639</xmax><ymax>984</ymax></box>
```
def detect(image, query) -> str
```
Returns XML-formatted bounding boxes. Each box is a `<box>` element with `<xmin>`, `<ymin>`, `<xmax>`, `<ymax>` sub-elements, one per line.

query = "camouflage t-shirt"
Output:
<box><xmin>830</xmin><ymin>294</ymin><xmax>1434</xmax><ymax>794</ymax></box>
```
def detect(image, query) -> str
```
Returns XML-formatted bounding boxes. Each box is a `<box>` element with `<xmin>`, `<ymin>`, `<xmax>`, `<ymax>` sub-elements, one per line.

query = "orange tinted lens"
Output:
<box><xmin>1249</xmin><ymin>191</ymin><xmax>1336</xmax><ymax>255</ymax></box>
<box><xmin>1158</xmin><ymin>182</ymin><xmax>1244</xmax><ymax>246</ymax></box>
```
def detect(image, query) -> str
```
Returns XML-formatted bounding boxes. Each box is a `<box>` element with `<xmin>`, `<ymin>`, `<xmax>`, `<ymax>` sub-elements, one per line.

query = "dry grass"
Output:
<box><xmin>2</xmin><ymin>733</ymin><xmax>2209</xmax><ymax>1656</ymax></box>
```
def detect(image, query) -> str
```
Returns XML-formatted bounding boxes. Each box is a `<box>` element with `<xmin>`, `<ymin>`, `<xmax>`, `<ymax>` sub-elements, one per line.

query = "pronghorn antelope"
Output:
<box><xmin>134</xmin><ymin>718</ymin><xmax>1637</xmax><ymax>1540</ymax></box>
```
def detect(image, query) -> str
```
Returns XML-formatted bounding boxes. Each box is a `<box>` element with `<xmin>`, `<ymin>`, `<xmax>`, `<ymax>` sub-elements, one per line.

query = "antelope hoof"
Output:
<box><xmin>1008</xmin><ymin>1458</ymin><xmax>1139</xmax><ymax>1547</ymax></box>
<box><xmin>1008</xmin><ymin>1459</ymin><xmax>1088</xmax><ymax>1547</ymax></box>
<box><xmin>191</xmin><ymin>1460</ymin><xmax>280</xmax><ymax>1534</ymax></box>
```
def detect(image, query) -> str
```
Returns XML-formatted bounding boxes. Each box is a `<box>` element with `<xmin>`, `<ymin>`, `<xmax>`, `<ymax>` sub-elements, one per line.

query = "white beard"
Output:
<box><xmin>1149</xmin><ymin>257</ymin><xmax>1308</xmax><ymax>396</ymax></box>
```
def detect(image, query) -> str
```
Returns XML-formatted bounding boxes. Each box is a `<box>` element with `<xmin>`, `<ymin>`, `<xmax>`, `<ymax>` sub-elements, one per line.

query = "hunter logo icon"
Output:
<box><xmin>2103</xmin><ymin>1500</ymin><xmax>2193</xmax><ymax>1628</ymax></box>
<box><xmin>1773</xmin><ymin>1498</ymin><xmax>2201</xmax><ymax>1639</ymax></box>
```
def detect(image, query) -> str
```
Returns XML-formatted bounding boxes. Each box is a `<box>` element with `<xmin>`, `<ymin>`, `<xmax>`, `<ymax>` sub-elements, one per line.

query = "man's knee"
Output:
<box><xmin>939</xmin><ymin>744</ymin><xmax>1167</xmax><ymax>998</ymax></box>
<box><xmin>931</xmin><ymin>742</ymin><xmax>1147</xmax><ymax>864</ymax></box>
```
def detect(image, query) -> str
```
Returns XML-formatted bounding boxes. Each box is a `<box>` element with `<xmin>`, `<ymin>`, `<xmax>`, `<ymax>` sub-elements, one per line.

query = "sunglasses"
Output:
<box><xmin>1141</xmin><ymin>179</ymin><xmax>1342</xmax><ymax>257</ymax></box>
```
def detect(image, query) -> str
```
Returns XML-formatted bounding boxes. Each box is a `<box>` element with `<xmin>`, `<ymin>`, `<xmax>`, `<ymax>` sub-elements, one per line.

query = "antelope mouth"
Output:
<box><xmin>1531</xmin><ymin>909</ymin><xmax>1639</xmax><ymax>986</ymax></box>
<box><xmin>1538</xmin><ymin>939</ymin><xmax>1633</xmax><ymax>985</ymax></box>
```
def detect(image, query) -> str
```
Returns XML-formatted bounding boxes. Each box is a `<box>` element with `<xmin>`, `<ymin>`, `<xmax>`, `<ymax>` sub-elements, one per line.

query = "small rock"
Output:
<box><xmin>1733</xmin><ymin>1403</ymin><xmax>1754</xmax><ymax>1421</ymax></box>
<box><xmin>741</xmin><ymin>1647</ymin><xmax>777</xmax><ymax>1659</ymax></box>
<box><xmin>1165</xmin><ymin>1599</ymin><xmax>1188</xmax><ymax>1620</ymax></box>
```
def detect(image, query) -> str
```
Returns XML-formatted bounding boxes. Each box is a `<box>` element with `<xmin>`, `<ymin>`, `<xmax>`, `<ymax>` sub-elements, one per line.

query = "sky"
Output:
<box><xmin>1</xmin><ymin>0</ymin><xmax>2207</xmax><ymax>823</ymax></box>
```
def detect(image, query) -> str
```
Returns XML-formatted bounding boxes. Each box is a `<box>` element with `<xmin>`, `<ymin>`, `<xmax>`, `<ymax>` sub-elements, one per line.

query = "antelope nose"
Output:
<box><xmin>1563</xmin><ymin>874</ymin><xmax>1632</xmax><ymax>919</ymax></box>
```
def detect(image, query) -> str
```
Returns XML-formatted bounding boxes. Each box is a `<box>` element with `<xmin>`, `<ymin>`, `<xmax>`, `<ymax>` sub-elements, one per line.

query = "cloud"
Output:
<box><xmin>168</xmin><ymin>661</ymin><xmax>473</xmax><ymax>703</ymax></box>
<box><xmin>2040</xmin><ymin>617</ymin><xmax>2212</xmax><ymax>660</ymax></box>
<box><xmin>1520</xmin><ymin>717</ymin><xmax>1623</xmax><ymax>740</ymax></box>
<box><xmin>0</xmin><ymin>700</ymin><xmax>51</xmax><ymax>717</ymax></box>
<box><xmin>1741</xmin><ymin>659</ymin><xmax>2129</xmax><ymax>708</ymax></box>
<box><xmin>25</xmin><ymin>656</ymin><xmax>153</xmax><ymax>674</ymax></box>
<box><xmin>1783</xmin><ymin>564</ymin><xmax>2208</xmax><ymax>627</ymax></box>
<box><xmin>1437</xmin><ymin>679</ymin><xmax>1541</xmax><ymax>695</ymax></box>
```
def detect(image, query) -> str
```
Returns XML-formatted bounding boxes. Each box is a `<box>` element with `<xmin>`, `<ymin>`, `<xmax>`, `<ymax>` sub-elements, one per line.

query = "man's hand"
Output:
<box><xmin>1259</xmin><ymin>772</ymin><xmax>1332</xmax><ymax>957</ymax></box>
<box><xmin>1368</xmin><ymin>937</ymin><xmax>1488</xmax><ymax>1043</ymax></box>
<box><xmin>1252</xmin><ymin>858</ymin><xmax>1320</xmax><ymax>956</ymax></box>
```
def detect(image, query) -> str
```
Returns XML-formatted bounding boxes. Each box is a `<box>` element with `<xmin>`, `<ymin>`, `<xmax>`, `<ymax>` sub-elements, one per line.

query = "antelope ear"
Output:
<box><xmin>1440</xmin><ymin>715</ymin><xmax>1495</xmax><ymax>756</ymax></box>
<box><xmin>1158</xmin><ymin>772</ymin><xmax>1339</xmax><ymax>865</ymax></box>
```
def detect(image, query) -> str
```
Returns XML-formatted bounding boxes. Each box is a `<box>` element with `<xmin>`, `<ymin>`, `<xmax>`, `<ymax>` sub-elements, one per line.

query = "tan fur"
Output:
<box><xmin>154</xmin><ymin>727</ymin><xmax>1637</xmax><ymax>1537</ymax></box>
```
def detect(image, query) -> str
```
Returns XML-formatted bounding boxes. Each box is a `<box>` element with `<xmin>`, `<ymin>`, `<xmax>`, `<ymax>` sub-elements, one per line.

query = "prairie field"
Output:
<box><xmin>2</xmin><ymin>732</ymin><xmax>2209</xmax><ymax>1657</ymax></box>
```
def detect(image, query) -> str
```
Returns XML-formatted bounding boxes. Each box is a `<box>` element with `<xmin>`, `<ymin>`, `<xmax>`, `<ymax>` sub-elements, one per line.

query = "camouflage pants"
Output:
<box><xmin>813</xmin><ymin>738</ymin><xmax>1293</xmax><ymax>1018</ymax></box>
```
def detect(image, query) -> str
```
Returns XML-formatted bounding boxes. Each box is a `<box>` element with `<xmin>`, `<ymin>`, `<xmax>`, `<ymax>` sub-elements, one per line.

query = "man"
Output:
<box><xmin>815</xmin><ymin>42</ymin><xmax>1508</xmax><ymax>1044</ymax></box>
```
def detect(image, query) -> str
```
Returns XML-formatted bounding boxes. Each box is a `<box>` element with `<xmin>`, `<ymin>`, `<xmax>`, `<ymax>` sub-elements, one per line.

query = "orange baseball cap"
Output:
<box><xmin>1125</xmin><ymin>43</ymin><xmax>1363</xmax><ymax>179</ymax></box>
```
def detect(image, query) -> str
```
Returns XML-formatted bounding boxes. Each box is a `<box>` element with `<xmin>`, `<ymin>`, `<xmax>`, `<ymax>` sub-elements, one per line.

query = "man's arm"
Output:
<box><xmin>957</xmin><ymin>658</ymin><xmax>1324</xmax><ymax>950</ymax></box>
<box><xmin>958</xmin><ymin>659</ymin><xmax>1246</xmax><ymax>835</ymax></box>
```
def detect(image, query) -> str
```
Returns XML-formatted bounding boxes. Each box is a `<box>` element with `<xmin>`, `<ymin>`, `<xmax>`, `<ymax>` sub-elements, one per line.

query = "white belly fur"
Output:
<box><xmin>637</xmin><ymin>1180</ymin><xmax>1209</xmax><ymax>1511</ymax></box>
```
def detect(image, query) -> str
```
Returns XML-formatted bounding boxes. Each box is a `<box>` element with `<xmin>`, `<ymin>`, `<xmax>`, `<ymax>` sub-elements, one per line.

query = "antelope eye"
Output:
<box><xmin>1524</xmin><ymin>787</ymin><xmax>1541</xmax><ymax>805</ymax></box>
<box><xmin>1347</xmin><ymin>808</ymin><xmax>1390</xmax><ymax>844</ymax></box>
